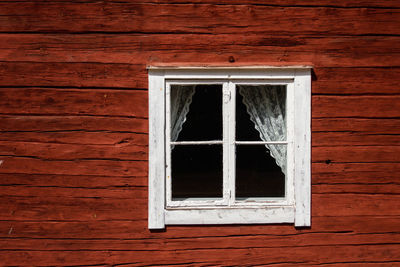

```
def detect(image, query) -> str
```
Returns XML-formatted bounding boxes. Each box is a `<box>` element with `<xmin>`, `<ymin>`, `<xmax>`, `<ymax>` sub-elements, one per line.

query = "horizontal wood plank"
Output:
<box><xmin>1</xmin><ymin>0</ymin><xmax>400</xmax><ymax>8</ymax></box>
<box><xmin>313</xmin><ymin>162</ymin><xmax>400</xmax><ymax>176</ymax></box>
<box><xmin>1</xmin><ymin>182</ymin><xmax>398</xmax><ymax>199</ymax></box>
<box><xmin>0</xmin><ymin>88</ymin><xmax>147</xmax><ymax>117</ymax></box>
<box><xmin>0</xmin><ymin>140</ymin><xmax>147</xmax><ymax>161</ymax></box>
<box><xmin>0</xmin><ymin>185</ymin><xmax>147</xmax><ymax>199</ymax></box>
<box><xmin>1</xmin><ymin>130</ymin><xmax>398</xmax><ymax>147</ymax></box>
<box><xmin>313</xmin><ymin>118</ymin><xmax>400</xmax><ymax>133</ymax></box>
<box><xmin>0</xmin><ymin>196</ymin><xmax>147</xmax><ymax>221</ymax></box>
<box><xmin>313</xmin><ymin>131</ymin><xmax>400</xmax><ymax>146</ymax></box>
<box><xmin>0</xmin><ymin>3</ymin><xmax>399</xmax><ymax>35</ymax></box>
<box><xmin>0</xmin><ymin>193</ymin><xmax>398</xmax><ymax>221</ymax></box>
<box><xmin>0</xmin><ymin>131</ymin><xmax>148</xmax><ymax>145</ymax></box>
<box><xmin>0</xmin><ymin>145</ymin><xmax>397</xmax><ymax>180</ymax></box>
<box><xmin>0</xmin><ymin>216</ymin><xmax>398</xmax><ymax>239</ymax></box>
<box><xmin>313</xmin><ymin>171</ymin><xmax>400</xmax><ymax>184</ymax></box>
<box><xmin>313</xmin><ymin>68</ymin><xmax>400</xmax><ymax>94</ymax></box>
<box><xmin>1</xmin><ymin>141</ymin><xmax>398</xmax><ymax>163</ymax></box>
<box><xmin>0</xmin><ymin>115</ymin><xmax>148</xmax><ymax>132</ymax></box>
<box><xmin>312</xmin><ymin>183</ymin><xmax>400</xmax><ymax>194</ymax></box>
<box><xmin>1</xmin><ymin>116</ymin><xmax>399</xmax><ymax>138</ymax></box>
<box><xmin>0</xmin><ymin>34</ymin><xmax>399</xmax><ymax>67</ymax></box>
<box><xmin>0</xmin><ymin>173</ymin><xmax>147</xmax><ymax>187</ymax></box>
<box><xmin>0</xmin><ymin>62</ymin><xmax>146</xmax><ymax>88</ymax></box>
<box><xmin>0</xmin><ymin>243</ymin><xmax>398</xmax><ymax>266</ymax></box>
<box><xmin>312</xmin><ymin>95</ymin><xmax>400</xmax><ymax>118</ymax></box>
<box><xmin>312</xmin><ymin>194</ymin><xmax>400</xmax><ymax>216</ymax></box>
<box><xmin>0</xmin><ymin>231</ymin><xmax>399</xmax><ymax>251</ymax></box>
<box><xmin>2</xmin><ymin>89</ymin><xmax>399</xmax><ymax>120</ymax></box>
<box><xmin>0</xmin><ymin>157</ymin><xmax>147</xmax><ymax>176</ymax></box>
<box><xmin>1</xmin><ymin>62</ymin><xmax>400</xmax><ymax>90</ymax></box>
<box><xmin>312</xmin><ymin>146</ymin><xmax>400</xmax><ymax>163</ymax></box>
<box><xmin>1</xmin><ymin>172</ymin><xmax>397</xmax><ymax>193</ymax></box>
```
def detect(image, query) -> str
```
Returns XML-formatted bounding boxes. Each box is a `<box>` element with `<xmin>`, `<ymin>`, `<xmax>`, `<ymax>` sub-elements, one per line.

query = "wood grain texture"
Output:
<box><xmin>0</xmin><ymin>62</ymin><xmax>146</xmax><ymax>88</ymax></box>
<box><xmin>1</xmin><ymin>34</ymin><xmax>399</xmax><ymax>67</ymax></box>
<box><xmin>0</xmin><ymin>140</ymin><xmax>148</xmax><ymax>160</ymax></box>
<box><xmin>0</xmin><ymin>88</ymin><xmax>148</xmax><ymax>117</ymax></box>
<box><xmin>2</xmin><ymin>62</ymin><xmax>400</xmax><ymax>89</ymax></box>
<box><xmin>0</xmin><ymin>131</ymin><xmax>148</xmax><ymax>145</ymax></box>
<box><xmin>0</xmin><ymin>190</ymin><xmax>398</xmax><ymax>221</ymax></box>
<box><xmin>0</xmin><ymin>3</ymin><xmax>399</xmax><ymax>35</ymax></box>
<box><xmin>313</xmin><ymin>131</ymin><xmax>400</xmax><ymax>146</ymax></box>
<box><xmin>2</xmin><ymin>0</ymin><xmax>400</xmax><ymax>8</ymax></box>
<box><xmin>312</xmin><ymin>146</ymin><xmax>400</xmax><ymax>163</ymax></box>
<box><xmin>312</xmin><ymin>95</ymin><xmax>400</xmax><ymax>118</ymax></box>
<box><xmin>2</xmin><ymin>88</ymin><xmax>400</xmax><ymax>119</ymax></box>
<box><xmin>0</xmin><ymin>0</ymin><xmax>399</xmax><ymax>265</ymax></box>
<box><xmin>0</xmin><ymin>216</ymin><xmax>397</xmax><ymax>238</ymax></box>
<box><xmin>1</xmin><ymin>227</ymin><xmax>399</xmax><ymax>251</ymax></box>
<box><xmin>0</xmin><ymin>115</ymin><xmax>148</xmax><ymax>132</ymax></box>
<box><xmin>0</xmin><ymin>157</ymin><xmax>147</xmax><ymax>176</ymax></box>
<box><xmin>0</xmin><ymin>244</ymin><xmax>399</xmax><ymax>266</ymax></box>
<box><xmin>313</xmin><ymin>118</ymin><xmax>400</xmax><ymax>133</ymax></box>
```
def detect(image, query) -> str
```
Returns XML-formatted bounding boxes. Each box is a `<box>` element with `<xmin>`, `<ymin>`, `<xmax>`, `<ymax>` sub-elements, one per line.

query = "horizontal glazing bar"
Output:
<box><xmin>235</xmin><ymin>141</ymin><xmax>288</xmax><ymax>145</ymax></box>
<box><xmin>171</xmin><ymin>141</ymin><xmax>223</xmax><ymax>145</ymax></box>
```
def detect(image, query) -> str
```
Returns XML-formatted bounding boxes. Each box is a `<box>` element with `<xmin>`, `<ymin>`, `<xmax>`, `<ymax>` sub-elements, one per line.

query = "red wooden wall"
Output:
<box><xmin>1</xmin><ymin>0</ymin><xmax>400</xmax><ymax>265</ymax></box>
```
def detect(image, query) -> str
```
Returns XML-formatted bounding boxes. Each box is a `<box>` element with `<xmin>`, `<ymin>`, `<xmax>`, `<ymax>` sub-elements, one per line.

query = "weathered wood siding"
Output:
<box><xmin>1</xmin><ymin>0</ymin><xmax>399</xmax><ymax>265</ymax></box>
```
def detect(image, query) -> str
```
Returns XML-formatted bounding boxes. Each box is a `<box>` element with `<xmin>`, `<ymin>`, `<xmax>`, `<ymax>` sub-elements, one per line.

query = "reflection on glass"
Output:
<box><xmin>171</xmin><ymin>84</ymin><xmax>222</xmax><ymax>141</ymax></box>
<box><xmin>236</xmin><ymin>145</ymin><xmax>286</xmax><ymax>198</ymax></box>
<box><xmin>172</xmin><ymin>145</ymin><xmax>222</xmax><ymax>199</ymax></box>
<box><xmin>236</xmin><ymin>85</ymin><xmax>286</xmax><ymax>141</ymax></box>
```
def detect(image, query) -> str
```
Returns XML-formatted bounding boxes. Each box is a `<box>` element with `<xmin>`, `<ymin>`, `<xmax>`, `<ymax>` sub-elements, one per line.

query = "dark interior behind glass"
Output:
<box><xmin>171</xmin><ymin>84</ymin><xmax>285</xmax><ymax>200</ymax></box>
<box><xmin>236</xmin><ymin>86</ymin><xmax>286</xmax><ymax>198</ymax></box>
<box><xmin>172</xmin><ymin>145</ymin><xmax>223</xmax><ymax>198</ymax></box>
<box><xmin>171</xmin><ymin>84</ymin><xmax>223</xmax><ymax>199</ymax></box>
<box><xmin>175</xmin><ymin>84</ymin><xmax>222</xmax><ymax>141</ymax></box>
<box><xmin>236</xmin><ymin>145</ymin><xmax>285</xmax><ymax>198</ymax></box>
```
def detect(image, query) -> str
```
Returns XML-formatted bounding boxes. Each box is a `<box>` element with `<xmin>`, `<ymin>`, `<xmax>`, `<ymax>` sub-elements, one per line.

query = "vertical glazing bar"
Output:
<box><xmin>222</xmin><ymin>82</ymin><xmax>230</xmax><ymax>205</ymax></box>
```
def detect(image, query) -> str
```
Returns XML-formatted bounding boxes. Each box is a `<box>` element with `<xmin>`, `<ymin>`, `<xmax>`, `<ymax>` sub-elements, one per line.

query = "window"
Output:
<box><xmin>148</xmin><ymin>67</ymin><xmax>311</xmax><ymax>229</ymax></box>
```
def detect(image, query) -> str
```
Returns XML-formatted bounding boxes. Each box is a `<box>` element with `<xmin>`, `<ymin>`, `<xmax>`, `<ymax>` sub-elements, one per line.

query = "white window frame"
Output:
<box><xmin>148</xmin><ymin>66</ymin><xmax>311</xmax><ymax>229</ymax></box>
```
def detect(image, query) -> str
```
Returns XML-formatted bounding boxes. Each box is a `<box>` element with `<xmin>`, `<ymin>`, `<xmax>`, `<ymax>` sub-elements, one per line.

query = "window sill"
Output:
<box><xmin>165</xmin><ymin>206</ymin><xmax>295</xmax><ymax>225</ymax></box>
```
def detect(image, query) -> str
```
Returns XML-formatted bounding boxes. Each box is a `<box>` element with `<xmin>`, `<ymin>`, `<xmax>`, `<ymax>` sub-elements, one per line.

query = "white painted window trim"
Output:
<box><xmin>148</xmin><ymin>66</ymin><xmax>311</xmax><ymax>229</ymax></box>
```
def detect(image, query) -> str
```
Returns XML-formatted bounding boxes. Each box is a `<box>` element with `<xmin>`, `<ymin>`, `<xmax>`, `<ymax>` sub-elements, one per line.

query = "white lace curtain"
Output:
<box><xmin>170</xmin><ymin>85</ymin><xmax>196</xmax><ymax>143</ymax></box>
<box><xmin>238</xmin><ymin>85</ymin><xmax>287</xmax><ymax>175</ymax></box>
<box><xmin>170</xmin><ymin>84</ymin><xmax>286</xmax><ymax>175</ymax></box>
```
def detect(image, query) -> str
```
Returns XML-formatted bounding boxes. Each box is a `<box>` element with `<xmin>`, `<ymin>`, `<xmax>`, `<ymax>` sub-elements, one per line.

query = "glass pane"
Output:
<box><xmin>171</xmin><ymin>84</ymin><xmax>222</xmax><ymax>141</ymax></box>
<box><xmin>236</xmin><ymin>145</ymin><xmax>286</xmax><ymax>198</ymax></box>
<box><xmin>172</xmin><ymin>145</ymin><xmax>222</xmax><ymax>199</ymax></box>
<box><xmin>236</xmin><ymin>85</ymin><xmax>286</xmax><ymax>141</ymax></box>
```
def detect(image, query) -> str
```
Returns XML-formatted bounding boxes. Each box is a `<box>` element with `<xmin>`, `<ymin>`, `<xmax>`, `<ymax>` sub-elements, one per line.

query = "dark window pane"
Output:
<box><xmin>172</xmin><ymin>84</ymin><xmax>222</xmax><ymax>141</ymax></box>
<box><xmin>236</xmin><ymin>145</ymin><xmax>286</xmax><ymax>198</ymax></box>
<box><xmin>236</xmin><ymin>85</ymin><xmax>286</xmax><ymax>141</ymax></box>
<box><xmin>172</xmin><ymin>145</ymin><xmax>222</xmax><ymax>199</ymax></box>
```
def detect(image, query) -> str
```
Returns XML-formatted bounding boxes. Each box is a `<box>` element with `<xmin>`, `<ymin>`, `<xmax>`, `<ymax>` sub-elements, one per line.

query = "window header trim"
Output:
<box><xmin>147</xmin><ymin>65</ymin><xmax>313</xmax><ymax>70</ymax></box>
